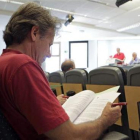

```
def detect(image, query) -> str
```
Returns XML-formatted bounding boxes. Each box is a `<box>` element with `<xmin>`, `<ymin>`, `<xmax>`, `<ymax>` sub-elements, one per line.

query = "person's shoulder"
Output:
<box><xmin>121</xmin><ymin>52</ymin><xmax>125</xmax><ymax>55</ymax></box>
<box><xmin>9</xmin><ymin>53</ymin><xmax>37</xmax><ymax>67</ymax></box>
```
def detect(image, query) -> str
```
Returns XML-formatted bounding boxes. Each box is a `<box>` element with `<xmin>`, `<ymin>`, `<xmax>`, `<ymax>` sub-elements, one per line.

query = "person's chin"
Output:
<box><xmin>43</xmin><ymin>57</ymin><xmax>47</xmax><ymax>62</ymax></box>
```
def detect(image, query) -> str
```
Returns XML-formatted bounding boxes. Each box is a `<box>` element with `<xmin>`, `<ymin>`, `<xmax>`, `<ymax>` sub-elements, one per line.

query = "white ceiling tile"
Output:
<box><xmin>0</xmin><ymin>0</ymin><xmax>140</xmax><ymax>35</ymax></box>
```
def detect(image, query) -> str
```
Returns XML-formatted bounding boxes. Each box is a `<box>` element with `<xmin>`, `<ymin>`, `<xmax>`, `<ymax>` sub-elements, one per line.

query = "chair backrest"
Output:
<box><xmin>88</xmin><ymin>67</ymin><xmax>124</xmax><ymax>86</ymax></box>
<box><xmin>0</xmin><ymin>109</ymin><xmax>20</xmax><ymax>139</ymax></box>
<box><xmin>75</xmin><ymin>68</ymin><xmax>88</xmax><ymax>80</ymax></box>
<box><xmin>65</xmin><ymin>69</ymin><xmax>87</xmax><ymax>89</ymax></box>
<box><xmin>49</xmin><ymin>71</ymin><xmax>65</xmax><ymax>84</ymax></box>
<box><xmin>102</xmin><ymin>66</ymin><xmax>127</xmax><ymax>85</ymax></box>
<box><xmin>88</xmin><ymin>67</ymin><xmax>130</xmax><ymax>136</ymax></box>
<box><xmin>127</xmin><ymin>66</ymin><xmax>140</xmax><ymax>86</ymax></box>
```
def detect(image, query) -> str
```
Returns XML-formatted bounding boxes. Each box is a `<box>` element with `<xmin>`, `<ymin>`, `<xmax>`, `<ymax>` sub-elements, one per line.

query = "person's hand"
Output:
<box><xmin>100</xmin><ymin>102</ymin><xmax>122</xmax><ymax>127</ymax></box>
<box><xmin>132</xmin><ymin>57</ymin><xmax>134</xmax><ymax>61</ymax></box>
<box><xmin>57</xmin><ymin>94</ymin><xmax>67</xmax><ymax>105</ymax></box>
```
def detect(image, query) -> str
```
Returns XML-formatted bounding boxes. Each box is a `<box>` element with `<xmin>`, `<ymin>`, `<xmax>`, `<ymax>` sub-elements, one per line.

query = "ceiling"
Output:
<box><xmin>0</xmin><ymin>0</ymin><xmax>140</xmax><ymax>36</ymax></box>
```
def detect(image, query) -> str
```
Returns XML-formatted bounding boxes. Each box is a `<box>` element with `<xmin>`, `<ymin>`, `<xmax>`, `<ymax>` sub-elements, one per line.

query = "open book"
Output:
<box><xmin>115</xmin><ymin>58</ymin><xmax>124</xmax><ymax>63</ymax></box>
<box><xmin>106</xmin><ymin>58</ymin><xmax>124</xmax><ymax>65</ymax></box>
<box><xmin>63</xmin><ymin>86</ymin><xmax>120</xmax><ymax>124</ymax></box>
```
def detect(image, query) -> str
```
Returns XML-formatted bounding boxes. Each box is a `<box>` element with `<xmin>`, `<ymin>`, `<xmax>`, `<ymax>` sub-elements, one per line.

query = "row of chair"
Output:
<box><xmin>45</xmin><ymin>65</ymin><xmax>140</xmax><ymax>87</ymax></box>
<box><xmin>0</xmin><ymin>65</ymin><xmax>137</xmax><ymax>140</ymax></box>
<box><xmin>46</xmin><ymin>65</ymin><xmax>140</xmax><ymax>140</ymax></box>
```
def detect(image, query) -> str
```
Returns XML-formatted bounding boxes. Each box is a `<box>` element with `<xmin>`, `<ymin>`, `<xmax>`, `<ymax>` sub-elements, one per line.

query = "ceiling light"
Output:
<box><xmin>10</xmin><ymin>1</ymin><xmax>23</xmax><ymax>4</ymax></box>
<box><xmin>117</xmin><ymin>22</ymin><xmax>140</xmax><ymax>32</ymax></box>
<box><xmin>0</xmin><ymin>0</ymin><xmax>7</xmax><ymax>2</ymax></box>
<box><xmin>0</xmin><ymin>0</ymin><xmax>23</xmax><ymax>4</ymax></box>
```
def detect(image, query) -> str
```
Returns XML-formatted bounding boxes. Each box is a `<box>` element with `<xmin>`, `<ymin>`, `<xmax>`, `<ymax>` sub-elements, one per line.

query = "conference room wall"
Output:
<box><xmin>97</xmin><ymin>39</ymin><xmax>140</xmax><ymax>67</ymax></box>
<box><xmin>55</xmin><ymin>40</ymin><xmax>98</xmax><ymax>72</ymax></box>
<box><xmin>98</xmin><ymin>40</ymin><xmax>110</xmax><ymax>67</ymax></box>
<box><xmin>110</xmin><ymin>39</ymin><xmax>140</xmax><ymax>64</ymax></box>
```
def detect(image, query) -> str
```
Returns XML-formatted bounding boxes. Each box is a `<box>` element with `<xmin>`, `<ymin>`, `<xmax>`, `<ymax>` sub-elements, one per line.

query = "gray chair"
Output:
<box><xmin>102</xmin><ymin>66</ymin><xmax>127</xmax><ymax>85</ymax></box>
<box><xmin>127</xmin><ymin>66</ymin><xmax>140</xmax><ymax>140</ymax></box>
<box><xmin>127</xmin><ymin>66</ymin><xmax>140</xmax><ymax>86</ymax></box>
<box><xmin>49</xmin><ymin>71</ymin><xmax>65</xmax><ymax>84</ymax></box>
<box><xmin>88</xmin><ymin>67</ymin><xmax>130</xmax><ymax>138</ymax></box>
<box><xmin>88</xmin><ymin>67</ymin><xmax>124</xmax><ymax>85</ymax></box>
<box><xmin>65</xmin><ymin>69</ymin><xmax>87</xmax><ymax>89</ymax></box>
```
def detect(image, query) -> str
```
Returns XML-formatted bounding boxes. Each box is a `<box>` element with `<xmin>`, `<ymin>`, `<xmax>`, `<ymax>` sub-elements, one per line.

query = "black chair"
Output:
<box><xmin>88</xmin><ymin>67</ymin><xmax>130</xmax><ymax>137</ymax></box>
<box><xmin>88</xmin><ymin>67</ymin><xmax>123</xmax><ymax>86</ymax></box>
<box><xmin>0</xmin><ymin>109</ymin><xmax>20</xmax><ymax>139</ymax></box>
<box><xmin>65</xmin><ymin>69</ymin><xmax>87</xmax><ymax>90</ymax></box>
<box><xmin>102</xmin><ymin>66</ymin><xmax>127</xmax><ymax>85</ymax></box>
<box><xmin>75</xmin><ymin>68</ymin><xmax>88</xmax><ymax>81</ymax></box>
<box><xmin>49</xmin><ymin>71</ymin><xmax>65</xmax><ymax>84</ymax></box>
<box><xmin>127</xmin><ymin>66</ymin><xmax>140</xmax><ymax>86</ymax></box>
<box><xmin>49</xmin><ymin>71</ymin><xmax>65</xmax><ymax>95</ymax></box>
<box><xmin>127</xmin><ymin>66</ymin><xmax>140</xmax><ymax>140</ymax></box>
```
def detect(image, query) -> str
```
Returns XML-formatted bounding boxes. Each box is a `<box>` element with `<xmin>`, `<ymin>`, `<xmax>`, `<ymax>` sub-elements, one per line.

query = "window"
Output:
<box><xmin>45</xmin><ymin>43</ymin><xmax>60</xmax><ymax>72</ymax></box>
<box><xmin>69</xmin><ymin>41</ymin><xmax>88</xmax><ymax>69</ymax></box>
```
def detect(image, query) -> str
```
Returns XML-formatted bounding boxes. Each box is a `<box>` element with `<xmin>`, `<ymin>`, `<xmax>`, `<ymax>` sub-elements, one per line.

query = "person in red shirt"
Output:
<box><xmin>0</xmin><ymin>2</ymin><xmax>122</xmax><ymax>140</ymax></box>
<box><xmin>113</xmin><ymin>48</ymin><xmax>125</xmax><ymax>64</ymax></box>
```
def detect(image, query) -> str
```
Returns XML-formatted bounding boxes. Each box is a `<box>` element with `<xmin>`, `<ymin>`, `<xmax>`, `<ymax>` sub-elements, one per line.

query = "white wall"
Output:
<box><xmin>109</xmin><ymin>40</ymin><xmax>140</xmax><ymax>64</ymax></box>
<box><xmin>60</xmin><ymin>41</ymin><xmax>69</xmax><ymax>64</ymax></box>
<box><xmin>97</xmin><ymin>39</ymin><xmax>140</xmax><ymax>66</ymax></box>
<box><xmin>88</xmin><ymin>40</ymin><xmax>98</xmax><ymax>72</ymax></box>
<box><xmin>97</xmin><ymin>41</ymin><xmax>110</xmax><ymax>67</ymax></box>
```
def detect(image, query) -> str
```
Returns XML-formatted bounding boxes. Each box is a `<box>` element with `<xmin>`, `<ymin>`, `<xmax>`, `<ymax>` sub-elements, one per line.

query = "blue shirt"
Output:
<box><xmin>129</xmin><ymin>57</ymin><xmax>140</xmax><ymax>65</ymax></box>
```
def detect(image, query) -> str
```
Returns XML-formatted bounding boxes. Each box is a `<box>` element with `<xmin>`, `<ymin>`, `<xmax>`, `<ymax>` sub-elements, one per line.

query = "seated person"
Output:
<box><xmin>113</xmin><ymin>48</ymin><xmax>125</xmax><ymax>64</ymax></box>
<box><xmin>61</xmin><ymin>59</ymin><xmax>75</xmax><ymax>73</ymax></box>
<box><xmin>129</xmin><ymin>52</ymin><xmax>140</xmax><ymax>65</ymax></box>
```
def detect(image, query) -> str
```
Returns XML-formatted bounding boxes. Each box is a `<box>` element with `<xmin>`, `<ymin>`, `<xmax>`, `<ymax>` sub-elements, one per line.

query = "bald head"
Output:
<box><xmin>116</xmin><ymin>48</ymin><xmax>120</xmax><ymax>54</ymax></box>
<box><xmin>61</xmin><ymin>60</ymin><xmax>75</xmax><ymax>73</ymax></box>
<box><xmin>132</xmin><ymin>52</ymin><xmax>137</xmax><ymax>59</ymax></box>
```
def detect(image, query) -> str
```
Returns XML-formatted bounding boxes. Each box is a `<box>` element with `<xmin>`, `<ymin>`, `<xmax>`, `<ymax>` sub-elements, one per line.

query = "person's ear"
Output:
<box><xmin>30</xmin><ymin>26</ymin><xmax>39</xmax><ymax>41</ymax></box>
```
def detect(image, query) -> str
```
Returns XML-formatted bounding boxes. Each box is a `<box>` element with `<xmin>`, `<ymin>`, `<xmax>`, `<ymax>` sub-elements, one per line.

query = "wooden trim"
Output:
<box><xmin>125</xmin><ymin>86</ymin><xmax>140</xmax><ymax>131</ymax></box>
<box><xmin>63</xmin><ymin>83</ymin><xmax>83</xmax><ymax>95</ymax></box>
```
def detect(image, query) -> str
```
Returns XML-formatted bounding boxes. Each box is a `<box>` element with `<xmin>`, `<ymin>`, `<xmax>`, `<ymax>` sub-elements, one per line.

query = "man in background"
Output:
<box><xmin>0</xmin><ymin>2</ymin><xmax>121</xmax><ymax>140</ymax></box>
<box><xmin>113</xmin><ymin>48</ymin><xmax>125</xmax><ymax>64</ymax></box>
<box><xmin>129</xmin><ymin>52</ymin><xmax>140</xmax><ymax>65</ymax></box>
<box><xmin>61</xmin><ymin>59</ymin><xmax>75</xmax><ymax>73</ymax></box>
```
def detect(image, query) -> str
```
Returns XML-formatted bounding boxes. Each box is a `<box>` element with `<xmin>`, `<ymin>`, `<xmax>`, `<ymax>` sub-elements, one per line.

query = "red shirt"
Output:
<box><xmin>113</xmin><ymin>52</ymin><xmax>125</xmax><ymax>60</ymax></box>
<box><xmin>0</xmin><ymin>49</ymin><xmax>69</xmax><ymax>140</ymax></box>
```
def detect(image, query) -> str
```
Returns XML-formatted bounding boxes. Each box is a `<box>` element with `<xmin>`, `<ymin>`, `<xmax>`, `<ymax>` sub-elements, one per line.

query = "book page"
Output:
<box><xmin>74</xmin><ymin>91</ymin><xmax>120</xmax><ymax>124</ymax></box>
<box><xmin>62</xmin><ymin>90</ymin><xmax>95</xmax><ymax>122</ymax></box>
<box><xmin>115</xmin><ymin>58</ymin><xmax>124</xmax><ymax>62</ymax></box>
<box><xmin>97</xmin><ymin>86</ymin><xmax>120</xmax><ymax>95</ymax></box>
